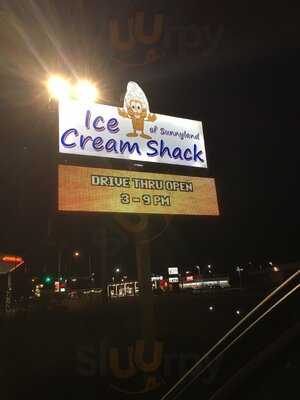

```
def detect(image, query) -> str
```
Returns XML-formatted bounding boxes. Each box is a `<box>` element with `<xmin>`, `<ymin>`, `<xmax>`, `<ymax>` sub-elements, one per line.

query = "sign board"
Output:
<box><xmin>169</xmin><ymin>277</ymin><xmax>179</xmax><ymax>283</ymax></box>
<box><xmin>54</xmin><ymin>281</ymin><xmax>60</xmax><ymax>293</ymax></box>
<box><xmin>58</xmin><ymin>164</ymin><xmax>219</xmax><ymax>216</ymax></box>
<box><xmin>59</xmin><ymin>82</ymin><xmax>207</xmax><ymax>169</ymax></box>
<box><xmin>151</xmin><ymin>276</ymin><xmax>163</xmax><ymax>281</ymax></box>
<box><xmin>168</xmin><ymin>267</ymin><xmax>179</xmax><ymax>275</ymax></box>
<box><xmin>0</xmin><ymin>254</ymin><xmax>24</xmax><ymax>274</ymax></box>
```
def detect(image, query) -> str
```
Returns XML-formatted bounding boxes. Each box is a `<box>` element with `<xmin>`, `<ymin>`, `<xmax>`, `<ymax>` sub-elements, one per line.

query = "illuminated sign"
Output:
<box><xmin>2</xmin><ymin>256</ymin><xmax>23</xmax><ymax>264</ymax></box>
<box><xmin>58</xmin><ymin>165</ymin><xmax>219</xmax><ymax>216</ymax></box>
<box><xmin>169</xmin><ymin>277</ymin><xmax>179</xmax><ymax>283</ymax></box>
<box><xmin>151</xmin><ymin>276</ymin><xmax>163</xmax><ymax>281</ymax></box>
<box><xmin>168</xmin><ymin>267</ymin><xmax>179</xmax><ymax>275</ymax></box>
<box><xmin>0</xmin><ymin>254</ymin><xmax>24</xmax><ymax>274</ymax></box>
<box><xmin>54</xmin><ymin>281</ymin><xmax>60</xmax><ymax>293</ymax></box>
<box><xmin>59</xmin><ymin>82</ymin><xmax>207</xmax><ymax>168</ymax></box>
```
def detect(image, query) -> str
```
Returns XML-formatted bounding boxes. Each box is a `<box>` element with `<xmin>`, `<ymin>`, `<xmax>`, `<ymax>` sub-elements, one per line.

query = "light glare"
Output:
<box><xmin>74</xmin><ymin>80</ymin><xmax>98</xmax><ymax>103</ymax></box>
<box><xmin>47</xmin><ymin>75</ymin><xmax>71</xmax><ymax>100</ymax></box>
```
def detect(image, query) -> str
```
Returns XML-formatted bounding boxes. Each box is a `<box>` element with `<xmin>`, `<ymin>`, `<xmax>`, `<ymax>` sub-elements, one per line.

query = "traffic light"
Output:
<box><xmin>44</xmin><ymin>275</ymin><xmax>53</xmax><ymax>284</ymax></box>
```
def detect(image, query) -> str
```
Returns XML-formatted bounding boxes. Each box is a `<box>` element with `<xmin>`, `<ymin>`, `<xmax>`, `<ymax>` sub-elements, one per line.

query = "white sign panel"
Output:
<box><xmin>59</xmin><ymin>82</ymin><xmax>207</xmax><ymax>168</ymax></box>
<box><xmin>151</xmin><ymin>276</ymin><xmax>163</xmax><ymax>281</ymax></box>
<box><xmin>168</xmin><ymin>267</ymin><xmax>179</xmax><ymax>275</ymax></box>
<box><xmin>169</xmin><ymin>277</ymin><xmax>179</xmax><ymax>283</ymax></box>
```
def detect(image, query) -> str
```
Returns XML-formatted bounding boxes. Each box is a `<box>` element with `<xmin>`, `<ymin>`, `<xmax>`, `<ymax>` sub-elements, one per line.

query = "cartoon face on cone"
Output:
<box><xmin>118</xmin><ymin>81</ymin><xmax>157</xmax><ymax>139</ymax></box>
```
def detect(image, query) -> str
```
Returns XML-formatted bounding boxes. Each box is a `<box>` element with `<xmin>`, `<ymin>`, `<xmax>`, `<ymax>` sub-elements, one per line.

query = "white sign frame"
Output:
<box><xmin>168</xmin><ymin>267</ymin><xmax>179</xmax><ymax>275</ymax></box>
<box><xmin>59</xmin><ymin>83</ymin><xmax>207</xmax><ymax>169</ymax></box>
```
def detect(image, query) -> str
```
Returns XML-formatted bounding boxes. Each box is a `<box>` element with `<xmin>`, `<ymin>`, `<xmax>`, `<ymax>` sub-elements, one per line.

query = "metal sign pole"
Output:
<box><xmin>135</xmin><ymin>229</ymin><xmax>155</xmax><ymax>342</ymax></box>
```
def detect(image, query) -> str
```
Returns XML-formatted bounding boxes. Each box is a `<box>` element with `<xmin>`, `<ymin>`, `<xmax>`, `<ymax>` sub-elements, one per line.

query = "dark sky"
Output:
<box><xmin>0</xmin><ymin>0</ymin><xmax>299</xmax><ymax>276</ymax></box>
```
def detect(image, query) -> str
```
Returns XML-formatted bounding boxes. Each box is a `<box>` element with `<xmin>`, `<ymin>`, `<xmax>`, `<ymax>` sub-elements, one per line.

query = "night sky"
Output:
<box><xmin>0</xmin><ymin>0</ymin><xmax>299</xmax><ymax>277</ymax></box>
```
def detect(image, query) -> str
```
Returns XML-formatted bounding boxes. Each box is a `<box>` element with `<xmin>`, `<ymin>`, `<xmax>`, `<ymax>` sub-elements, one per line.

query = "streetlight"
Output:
<box><xmin>236</xmin><ymin>266</ymin><xmax>244</xmax><ymax>288</ymax></box>
<box><xmin>46</xmin><ymin>75</ymin><xmax>98</xmax><ymax>103</ymax></box>
<box><xmin>112</xmin><ymin>267</ymin><xmax>121</xmax><ymax>283</ymax></box>
<box><xmin>73</xmin><ymin>251</ymin><xmax>80</xmax><ymax>258</ymax></box>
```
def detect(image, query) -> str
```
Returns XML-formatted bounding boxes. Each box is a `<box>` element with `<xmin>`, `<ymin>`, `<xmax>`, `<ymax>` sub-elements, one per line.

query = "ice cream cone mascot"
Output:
<box><xmin>118</xmin><ymin>81</ymin><xmax>157</xmax><ymax>139</ymax></box>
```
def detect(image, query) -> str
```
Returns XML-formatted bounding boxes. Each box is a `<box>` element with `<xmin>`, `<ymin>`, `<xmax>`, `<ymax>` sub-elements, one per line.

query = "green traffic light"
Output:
<box><xmin>45</xmin><ymin>276</ymin><xmax>52</xmax><ymax>284</ymax></box>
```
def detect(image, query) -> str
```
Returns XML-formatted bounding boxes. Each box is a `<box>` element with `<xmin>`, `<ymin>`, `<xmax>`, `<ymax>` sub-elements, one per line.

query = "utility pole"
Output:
<box><xmin>236</xmin><ymin>266</ymin><xmax>244</xmax><ymax>288</ymax></box>
<box><xmin>5</xmin><ymin>272</ymin><xmax>12</xmax><ymax>314</ymax></box>
<box><xmin>88</xmin><ymin>254</ymin><xmax>92</xmax><ymax>276</ymax></box>
<box><xmin>58</xmin><ymin>248</ymin><xmax>62</xmax><ymax>276</ymax></box>
<box><xmin>101</xmin><ymin>225</ymin><xmax>108</xmax><ymax>303</ymax></box>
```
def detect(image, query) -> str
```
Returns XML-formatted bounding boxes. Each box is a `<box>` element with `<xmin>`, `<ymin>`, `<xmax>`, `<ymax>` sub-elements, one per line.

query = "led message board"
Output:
<box><xmin>58</xmin><ymin>165</ymin><xmax>219</xmax><ymax>216</ymax></box>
